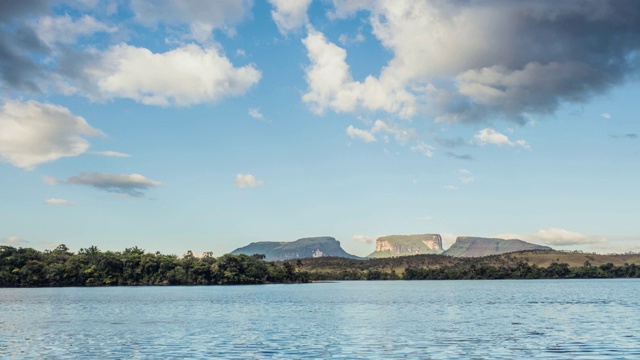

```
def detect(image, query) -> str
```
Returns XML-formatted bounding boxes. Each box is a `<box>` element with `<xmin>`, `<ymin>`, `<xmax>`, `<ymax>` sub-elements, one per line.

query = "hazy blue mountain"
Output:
<box><xmin>231</xmin><ymin>237</ymin><xmax>362</xmax><ymax>261</ymax></box>
<box><xmin>443</xmin><ymin>236</ymin><xmax>552</xmax><ymax>257</ymax></box>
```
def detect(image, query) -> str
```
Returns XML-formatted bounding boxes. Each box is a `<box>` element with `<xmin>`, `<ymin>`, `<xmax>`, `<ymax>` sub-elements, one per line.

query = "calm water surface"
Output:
<box><xmin>1</xmin><ymin>279</ymin><xmax>639</xmax><ymax>359</ymax></box>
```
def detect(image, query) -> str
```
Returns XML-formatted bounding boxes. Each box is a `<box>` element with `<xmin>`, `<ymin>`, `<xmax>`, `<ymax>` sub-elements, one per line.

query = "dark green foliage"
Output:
<box><xmin>288</xmin><ymin>253</ymin><xmax>640</xmax><ymax>281</ymax></box>
<box><xmin>0</xmin><ymin>245</ymin><xmax>309</xmax><ymax>287</ymax></box>
<box><xmin>402</xmin><ymin>261</ymin><xmax>640</xmax><ymax>280</ymax></box>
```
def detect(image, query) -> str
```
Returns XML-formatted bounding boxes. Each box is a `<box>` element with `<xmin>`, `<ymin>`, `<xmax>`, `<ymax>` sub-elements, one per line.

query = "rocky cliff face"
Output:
<box><xmin>368</xmin><ymin>234</ymin><xmax>443</xmax><ymax>258</ymax></box>
<box><xmin>231</xmin><ymin>237</ymin><xmax>361</xmax><ymax>261</ymax></box>
<box><xmin>443</xmin><ymin>236</ymin><xmax>552</xmax><ymax>257</ymax></box>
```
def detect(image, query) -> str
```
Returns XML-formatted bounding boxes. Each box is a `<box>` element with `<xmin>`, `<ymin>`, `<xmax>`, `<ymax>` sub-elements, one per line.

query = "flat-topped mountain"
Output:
<box><xmin>443</xmin><ymin>236</ymin><xmax>552</xmax><ymax>257</ymax></box>
<box><xmin>368</xmin><ymin>234</ymin><xmax>443</xmax><ymax>258</ymax></box>
<box><xmin>230</xmin><ymin>236</ymin><xmax>361</xmax><ymax>261</ymax></box>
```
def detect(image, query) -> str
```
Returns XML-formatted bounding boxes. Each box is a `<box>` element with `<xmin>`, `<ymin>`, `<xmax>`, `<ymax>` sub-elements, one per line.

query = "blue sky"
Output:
<box><xmin>1</xmin><ymin>0</ymin><xmax>639</xmax><ymax>257</ymax></box>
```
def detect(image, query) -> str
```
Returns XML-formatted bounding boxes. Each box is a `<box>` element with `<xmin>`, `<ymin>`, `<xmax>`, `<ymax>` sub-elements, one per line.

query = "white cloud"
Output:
<box><xmin>588</xmin><ymin>241</ymin><xmax>640</xmax><ymax>254</ymax></box>
<box><xmin>35</xmin><ymin>14</ymin><xmax>116</xmax><ymax>46</ymax></box>
<box><xmin>91</xmin><ymin>151</ymin><xmax>131</xmax><ymax>157</ymax></box>
<box><xmin>535</xmin><ymin>228</ymin><xmax>606</xmax><ymax>246</ymax></box>
<box><xmin>83</xmin><ymin>43</ymin><xmax>261</xmax><ymax>106</ymax></box>
<box><xmin>269</xmin><ymin>0</ymin><xmax>311</xmax><ymax>35</ymax></box>
<box><xmin>352</xmin><ymin>235</ymin><xmax>374</xmax><ymax>244</ymax></box>
<box><xmin>473</xmin><ymin>128</ymin><xmax>529</xmax><ymax>148</ymax></box>
<box><xmin>443</xmin><ymin>185</ymin><xmax>457</xmax><ymax>190</ymax></box>
<box><xmin>302</xmin><ymin>28</ymin><xmax>416</xmax><ymax>118</ymax></box>
<box><xmin>371</xmin><ymin>119</ymin><xmax>416</xmax><ymax>142</ymax></box>
<box><xmin>235</xmin><ymin>173</ymin><xmax>263</xmax><ymax>188</ymax></box>
<box><xmin>440</xmin><ymin>233</ymin><xmax>458</xmax><ymax>248</ymax></box>
<box><xmin>327</xmin><ymin>1</ymin><xmax>640</xmax><ymax>123</ymax></box>
<box><xmin>601</xmin><ymin>112</ymin><xmax>611</xmax><ymax>119</ymax></box>
<box><xmin>63</xmin><ymin>172</ymin><xmax>162</xmax><ymax>197</ymax></box>
<box><xmin>410</xmin><ymin>142</ymin><xmax>434</xmax><ymax>157</ymax></box>
<box><xmin>495</xmin><ymin>228</ymin><xmax>607</xmax><ymax>246</ymax></box>
<box><xmin>473</xmin><ymin>128</ymin><xmax>511</xmax><ymax>146</ymax></box>
<box><xmin>248</xmin><ymin>107</ymin><xmax>264</xmax><ymax>120</ymax></box>
<box><xmin>0</xmin><ymin>100</ymin><xmax>102</xmax><ymax>170</ymax></box>
<box><xmin>130</xmin><ymin>0</ymin><xmax>252</xmax><ymax>40</ymax></box>
<box><xmin>44</xmin><ymin>198</ymin><xmax>74</xmax><ymax>206</ymax></box>
<box><xmin>346</xmin><ymin>125</ymin><xmax>376</xmax><ymax>142</ymax></box>
<box><xmin>1</xmin><ymin>236</ymin><xmax>27</xmax><ymax>244</ymax></box>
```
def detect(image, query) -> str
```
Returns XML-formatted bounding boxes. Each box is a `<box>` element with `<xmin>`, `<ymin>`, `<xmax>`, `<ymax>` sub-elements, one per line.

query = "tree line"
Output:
<box><xmin>0</xmin><ymin>245</ymin><xmax>309</xmax><ymax>287</ymax></box>
<box><xmin>300</xmin><ymin>261</ymin><xmax>640</xmax><ymax>281</ymax></box>
<box><xmin>3</xmin><ymin>245</ymin><xmax>639</xmax><ymax>287</ymax></box>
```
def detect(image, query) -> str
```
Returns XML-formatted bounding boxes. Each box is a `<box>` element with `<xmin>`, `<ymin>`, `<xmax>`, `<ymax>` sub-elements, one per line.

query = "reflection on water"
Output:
<box><xmin>1</xmin><ymin>279</ymin><xmax>639</xmax><ymax>359</ymax></box>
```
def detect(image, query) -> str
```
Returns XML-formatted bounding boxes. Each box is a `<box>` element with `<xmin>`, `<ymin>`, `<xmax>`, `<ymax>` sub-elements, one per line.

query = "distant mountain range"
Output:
<box><xmin>443</xmin><ymin>236</ymin><xmax>552</xmax><ymax>257</ymax></box>
<box><xmin>230</xmin><ymin>236</ymin><xmax>362</xmax><ymax>261</ymax></box>
<box><xmin>230</xmin><ymin>234</ymin><xmax>552</xmax><ymax>261</ymax></box>
<box><xmin>368</xmin><ymin>234</ymin><xmax>443</xmax><ymax>258</ymax></box>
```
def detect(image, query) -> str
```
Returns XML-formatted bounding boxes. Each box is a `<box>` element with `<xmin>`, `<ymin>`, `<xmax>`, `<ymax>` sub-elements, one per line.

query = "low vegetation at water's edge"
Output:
<box><xmin>0</xmin><ymin>245</ymin><xmax>309</xmax><ymax>287</ymax></box>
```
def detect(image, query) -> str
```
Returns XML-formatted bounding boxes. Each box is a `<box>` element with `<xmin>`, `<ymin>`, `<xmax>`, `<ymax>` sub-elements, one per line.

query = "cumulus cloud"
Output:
<box><xmin>473</xmin><ymin>128</ymin><xmax>529</xmax><ymax>148</ymax></box>
<box><xmin>35</xmin><ymin>15</ymin><xmax>116</xmax><ymax>46</ymax></box>
<box><xmin>0</xmin><ymin>100</ymin><xmax>102</xmax><ymax>169</ymax></box>
<box><xmin>302</xmin><ymin>28</ymin><xmax>416</xmax><ymax>118</ymax></box>
<box><xmin>130</xmin><ymin>0</ymin><xmax>252</xmax><ymax>41</ymax></box>
<box><xmin>44</xmin><ymin>198</ymin><xmax>74</xmax><ymax>206</ymax></box>
<box><xmin>601</xmin><ymin>113</ymin><xmax>611</xmax><ymax>119</ymax></box>
<box><xmin>60</xmin><ymin>172</ymin><xmax>162</xmax><ymax>197</ymax></box>
<box><xmin>0</xmin><ymin>1</ymin><xmax>48</xmax><ymax>21</ymax></box>
<box><xmin>495</xmin><ymin>228</ymin><xmax>607</xmax><ymax>246</ymax></box>
<box><xmin>0</xmin><ymin>24</ymin><xmax>49</xmax><ymax>92</ymax></box>
<box><xmin>325</xmin><ymin>1</ymin><xmax>640</xmax><ymax>123</ymax></box>
<box><xmin>91</xmin><ymin>151</ymin><xmax>131</xmax><ymax>157</ymax></box>
<box><xmin>1</xmin><ymin>236</ymin><xmax>27</xmax><ymax>244</ymax></box>
<box><xmin>82</xmin><ymin>43</ymin><xmax>261</xmax><ymax>106</ymax></box>
<box><xmin>235</xmin><ymin>173</ymin><xmax>263</xmax><ymax>188</ymax></box>
<box><xmin>269</xmin><ymin>0</ymin><xmax>311</xmax><ymax>35</ymax></box>
<box><xmin>346</xmin><ymin>125</ymin><xmax>376</xmax><ymax>143</ymax></box>
<box><xmin>352</xmin><ymin>235</ymin><xmax>374</xmax><ymax>244</ymax></box>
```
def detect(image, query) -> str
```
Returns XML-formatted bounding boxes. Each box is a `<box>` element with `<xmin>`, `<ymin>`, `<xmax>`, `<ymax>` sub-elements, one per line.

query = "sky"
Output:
<box><xmin>1</xmin><ymin>0</ymin><xmax>639</xmax><ymax>257</ymax></box>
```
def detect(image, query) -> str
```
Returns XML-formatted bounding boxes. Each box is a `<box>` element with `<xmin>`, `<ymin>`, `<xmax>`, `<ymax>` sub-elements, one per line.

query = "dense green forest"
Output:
<box><xmin>300</xmin><ymin>262</ymin><xmax>640</xmax><ymax>281</ymax></box>
<box><xmin>0</xmin><ymin>245</ymin><xmax>308</xmax><ymax>287</ymax></box>
<box><xmin>291</xmin><ymin>254</ymin><xmax>640</xmax><ymax>281</ymax></box>
<box><xmin>2</xmin><ymin>245</ymin><xmax>639</xmax><ymax>287</ymax></box>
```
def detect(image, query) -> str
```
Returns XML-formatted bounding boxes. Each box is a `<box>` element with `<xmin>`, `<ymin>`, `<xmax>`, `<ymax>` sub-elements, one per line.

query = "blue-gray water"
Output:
<box><xmin>1</xmin><ymin>279</ymin><xmax>639</xmax><ymax>359</ymax></box>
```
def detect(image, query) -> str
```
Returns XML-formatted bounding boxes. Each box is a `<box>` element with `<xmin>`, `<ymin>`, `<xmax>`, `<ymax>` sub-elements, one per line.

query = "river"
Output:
<box><xmin>1</xmin><ymin>279</ymin><xmax>638</xmax><ymax>358</ymax></box>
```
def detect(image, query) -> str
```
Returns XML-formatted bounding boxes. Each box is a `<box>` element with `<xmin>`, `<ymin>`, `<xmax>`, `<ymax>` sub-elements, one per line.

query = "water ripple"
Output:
<box><xmin>0</xmin><ymin>279</ymin><xmax>639</xmax><ymax>358</ymax></box>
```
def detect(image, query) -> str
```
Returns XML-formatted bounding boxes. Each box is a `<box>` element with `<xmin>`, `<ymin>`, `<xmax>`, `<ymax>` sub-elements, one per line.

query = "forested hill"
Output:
<box><xmin>0</xmin><ymin>245</ymin><xmax>308</xmax><ymax>287</ymax></box>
